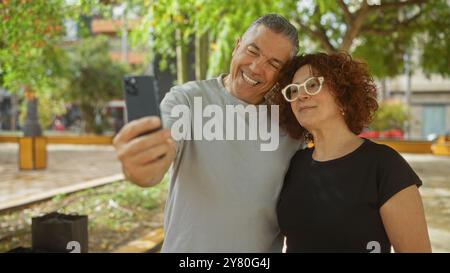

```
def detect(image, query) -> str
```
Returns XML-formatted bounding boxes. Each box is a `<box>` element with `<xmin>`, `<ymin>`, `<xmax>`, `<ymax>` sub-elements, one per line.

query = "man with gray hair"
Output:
<box><xmin>113</xmin><ymin>14</ymin><xmax>300</xmax><ymax>252</ymax></box>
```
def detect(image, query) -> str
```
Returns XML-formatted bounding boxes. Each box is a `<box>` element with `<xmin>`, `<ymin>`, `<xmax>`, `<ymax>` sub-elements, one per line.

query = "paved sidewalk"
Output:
<box><xmin>0</xmin><ymin>143</ymin><xmax>122</xmax><ymax>209</ymax></box>
<box><xmin>402</xmin><ymin>154</ymin><xmax>450</xmax><ymax>252</ymax></box>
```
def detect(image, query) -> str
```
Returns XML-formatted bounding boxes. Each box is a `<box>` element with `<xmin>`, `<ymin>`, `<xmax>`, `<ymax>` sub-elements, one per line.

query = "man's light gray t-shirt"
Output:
<box><xmin>159</xmin><ymin>75</ymin><xmax>301</xmax><ymax>252</ymax></box>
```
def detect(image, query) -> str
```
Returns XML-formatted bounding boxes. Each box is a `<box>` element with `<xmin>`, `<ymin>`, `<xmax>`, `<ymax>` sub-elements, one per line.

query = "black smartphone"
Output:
<box><xmin>123</xmin><ymin>75</ymin><xmax>161</xmax><ymax>136</ymax></box>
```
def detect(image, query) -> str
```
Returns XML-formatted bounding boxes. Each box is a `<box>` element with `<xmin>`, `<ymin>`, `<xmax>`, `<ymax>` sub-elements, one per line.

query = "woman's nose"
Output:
<box><xmin>298</xmin><ymin>89</ymin><xmax>310</xmax><ymax>101</ymax></box>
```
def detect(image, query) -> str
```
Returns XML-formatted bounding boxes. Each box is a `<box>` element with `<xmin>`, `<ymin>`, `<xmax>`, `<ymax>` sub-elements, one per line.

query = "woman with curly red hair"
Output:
<box><xmin>275</xmin><ymin>52</ymin><xmax>431</xmax><ymax>253</ymax></box>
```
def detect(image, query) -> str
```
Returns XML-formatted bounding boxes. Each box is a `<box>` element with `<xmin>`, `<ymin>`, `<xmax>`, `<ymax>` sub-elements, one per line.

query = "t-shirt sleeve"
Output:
<box><xmin>377</xmin><ymin>145</ymin><xmax>422</xmax><ymax>208</ymax></box>
<box><xmin>160</xmin><ymin>86</ymin><xmax>190</xmax><ymax>161</ymax></box>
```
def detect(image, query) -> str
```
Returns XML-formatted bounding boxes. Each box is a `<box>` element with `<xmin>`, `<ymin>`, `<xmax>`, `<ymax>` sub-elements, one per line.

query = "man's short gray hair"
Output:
<box><xmin>244</xmin><ymin>13</ymin><xmax>299</xmax><ymax>58</ymax></box>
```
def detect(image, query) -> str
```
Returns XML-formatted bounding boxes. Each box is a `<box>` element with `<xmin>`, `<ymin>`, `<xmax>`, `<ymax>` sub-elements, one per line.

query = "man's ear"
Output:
<box><xmin>232</xmin><ymin>38</ymin><xmax>241</xmax><ymax>56</ymax></box>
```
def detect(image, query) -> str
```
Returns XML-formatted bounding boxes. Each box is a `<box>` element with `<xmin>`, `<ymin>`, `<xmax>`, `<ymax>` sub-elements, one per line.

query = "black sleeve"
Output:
<box><xmin>377</xmin><ymin>145</ymin><xmax>422</xmax><ymax>208</ymax></box>
<box><xmin>279</xmin><ymin>152</ymin><xmax>297</xmax><ymax>194</ymax></box>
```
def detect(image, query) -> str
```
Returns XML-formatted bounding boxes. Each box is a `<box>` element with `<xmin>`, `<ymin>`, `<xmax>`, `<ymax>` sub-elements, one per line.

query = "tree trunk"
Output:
<box><xmin>195</xmin><ymin>31</ymin><xmax>209</xmax><ymax>80</ymax></box>
<box><xmin>339</xmin><ymin>2</ymin><xmax>370</xmax><ymax>52</ymax></box>
<box><xmin>381</xmin><ymin>78</ymin><xmax>388</xmax><ymax>101</ymax></box>
<box><xmin>176</xmin><ymin>28</ymin><xmax>188</xmax><ymax>84</ymax></box>
<box><xmin>23</xmin><ymin>88</ymin><xmax>42</xmax><ymax>137</ymax></box>
<box><xmin>23</xmin><ymin>97</ymin><xmax>42</xmax><ymax>137</ymax></box>
<box><xmin>80</xmin><ymin>103</ymin><xmax>96</xmax><ymax>134</ymax></box>
<box><xmin>10</xmin><ymin>93</ymin><xmax>18</xmax><ymax>131</ymax></box>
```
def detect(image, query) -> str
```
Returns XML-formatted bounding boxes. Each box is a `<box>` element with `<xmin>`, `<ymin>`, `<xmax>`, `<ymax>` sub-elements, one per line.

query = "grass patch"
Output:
<box><xmin>0</xmin><ymin>178</ymin><xmax>168</xmax><ymax>252</ymax></box>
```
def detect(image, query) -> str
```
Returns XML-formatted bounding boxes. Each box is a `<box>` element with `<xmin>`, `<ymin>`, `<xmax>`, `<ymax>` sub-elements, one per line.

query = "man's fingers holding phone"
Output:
<box><xmin>113</xmin><ymin>116</ymin><xmax>162</xmax><ymax>146</ymax></box>
<box><xmin>129</xmin><ymin>140</ymin><xmax>175</xmax><ymax>165</ymax></box>
<box><xmin>120</xmin><ymin>138</ymin><xmax>176</xmax><ymax>187</ymax></box>
<box><xmin>124</xmin><ymin>128</ymin><xmax>171</xmax><ymax>155</ymax></box>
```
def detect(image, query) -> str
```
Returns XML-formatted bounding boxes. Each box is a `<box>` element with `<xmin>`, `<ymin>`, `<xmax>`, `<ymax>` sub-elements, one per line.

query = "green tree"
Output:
<box><xmin>18</xmin><ymin>91</ymin><xmax>67</xmax><ymax>131</ymax></box>
<box><xmin>0</xmin><ymin>0</ymin><xmax>115</xmax><ymax>132</ymax></box>
<box><xmin>130</xmin><ymin>0</ymin><xmax>204</xmax><ymax>83</ymax></box>
<box><xmin>0</xmin><ymin>0</ymin><xmax>67</xmax><ymax>92</ymax></box>
<box><xmin>293</xmin><ymin>0</ymin><xmax>450</xmax><ymax>78</ymax></box>
<box><xmin>130</xmin><ymin>0</ymin><xmax>292</xmax><ymax>82</ymax></box>
<box><xmin>370</xmin><ymin>103</ymin><xmax>409</xmax><ymax>131</ymax></box>
<box><xmin>63</xmin><ymin>35</ymin><xmax>128</xmax><ymax>134</ymax></box>
<box><xmin>130</xmin><ymin>0</ymin><xmax>450</xmax><ymax>81</ymax></box>
<box><xmin>0</xmin><ymin>0</ymin><xmax>70</xmax><ymax>134</ymax></box>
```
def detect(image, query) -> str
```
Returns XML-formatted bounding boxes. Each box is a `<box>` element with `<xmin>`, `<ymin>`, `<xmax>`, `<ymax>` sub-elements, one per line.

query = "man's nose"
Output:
<box><xmin>249</xmin><ymin>57</ymin><xmax>265</xmax><ymax>74</ymax></box>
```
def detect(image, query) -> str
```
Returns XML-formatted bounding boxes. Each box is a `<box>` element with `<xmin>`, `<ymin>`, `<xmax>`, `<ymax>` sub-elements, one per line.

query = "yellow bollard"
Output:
<box><xmin>18</xmin><ymin>136</ymin><xmax>47</xmax><ymax>170</ymax></box>
<box><xmin>431</xmin><ymin>135</ymin><xmax>450</xmax><ymax>156</ymax></box>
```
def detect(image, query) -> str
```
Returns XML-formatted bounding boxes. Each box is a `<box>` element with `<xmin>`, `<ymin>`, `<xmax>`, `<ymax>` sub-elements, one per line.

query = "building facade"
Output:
<box><xmin>386</xmin><ymin>72</ymin><xmax>450</xmax><ymax>139</ymax></box>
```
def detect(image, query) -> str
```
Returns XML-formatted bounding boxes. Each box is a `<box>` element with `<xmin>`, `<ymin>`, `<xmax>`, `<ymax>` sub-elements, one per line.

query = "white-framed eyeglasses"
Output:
<box><xmin>281</xmin><ymin>76</ymin><xmax>324</xmax><ymax>102</ymax></box>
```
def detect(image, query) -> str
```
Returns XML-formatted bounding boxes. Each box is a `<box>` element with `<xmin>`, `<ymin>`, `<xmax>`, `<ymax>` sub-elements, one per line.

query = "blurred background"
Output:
<box><xmin>0</xmin><ymin>0</ymin><xmax>449</xmax><ymax>253</ymax></box>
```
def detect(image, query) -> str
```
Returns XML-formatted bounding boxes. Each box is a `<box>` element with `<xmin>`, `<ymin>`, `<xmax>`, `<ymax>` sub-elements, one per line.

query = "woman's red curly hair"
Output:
<box><xmin>273</xmin><ymin>52</ymin><xmax>379</xmax><ymax>141</ymax></box>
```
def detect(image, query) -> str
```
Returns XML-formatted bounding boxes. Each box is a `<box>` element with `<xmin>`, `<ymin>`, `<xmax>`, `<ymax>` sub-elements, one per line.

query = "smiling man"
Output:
<box><xmin>224</xmin><ymin>21</ymin><xmax>295</xmax><ymax>104</ymax></box>
<box><xmin>113</xmin><ymin>14</ymin><xmax>301</xmax><ymax>252</ymax></box>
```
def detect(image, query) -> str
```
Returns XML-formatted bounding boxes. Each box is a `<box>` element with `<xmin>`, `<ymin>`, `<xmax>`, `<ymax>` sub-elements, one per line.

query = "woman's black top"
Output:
<box><xmin>277</xmin><ymin>139</ymin><xmax>422</xmax><ymax>253</ymax></box>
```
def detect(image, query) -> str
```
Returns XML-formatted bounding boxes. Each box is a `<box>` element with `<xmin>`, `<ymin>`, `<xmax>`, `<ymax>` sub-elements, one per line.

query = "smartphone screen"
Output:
<box><xmin>123</xmin><ymin>75</ymin><xmax>161</xmax><ymax>136</ymax></box>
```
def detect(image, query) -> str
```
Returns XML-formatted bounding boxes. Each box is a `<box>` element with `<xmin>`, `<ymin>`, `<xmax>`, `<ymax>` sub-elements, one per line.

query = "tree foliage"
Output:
<box><xmin>63</xmin><ymin>35</ymin><xmax>128</xmax><ymax>134</ymax></box>
<box><xmin>0</xmin><ymin>0</ymin><xmax>115</xmax><ymax>94</ymax></box>
<box><xmin>370</xmin><ymin>102</ymin><xmax>409</xmax><ymax>131</ymax></box>
<box><xmin>130</xmin><ymin>0</ymin><xmax>450</xmax><ymax>79</ymax></box>
<box><xmin>0</xmin><ymin>0</ymin><xmax>68</xmax><ymax>92</ymax></box>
